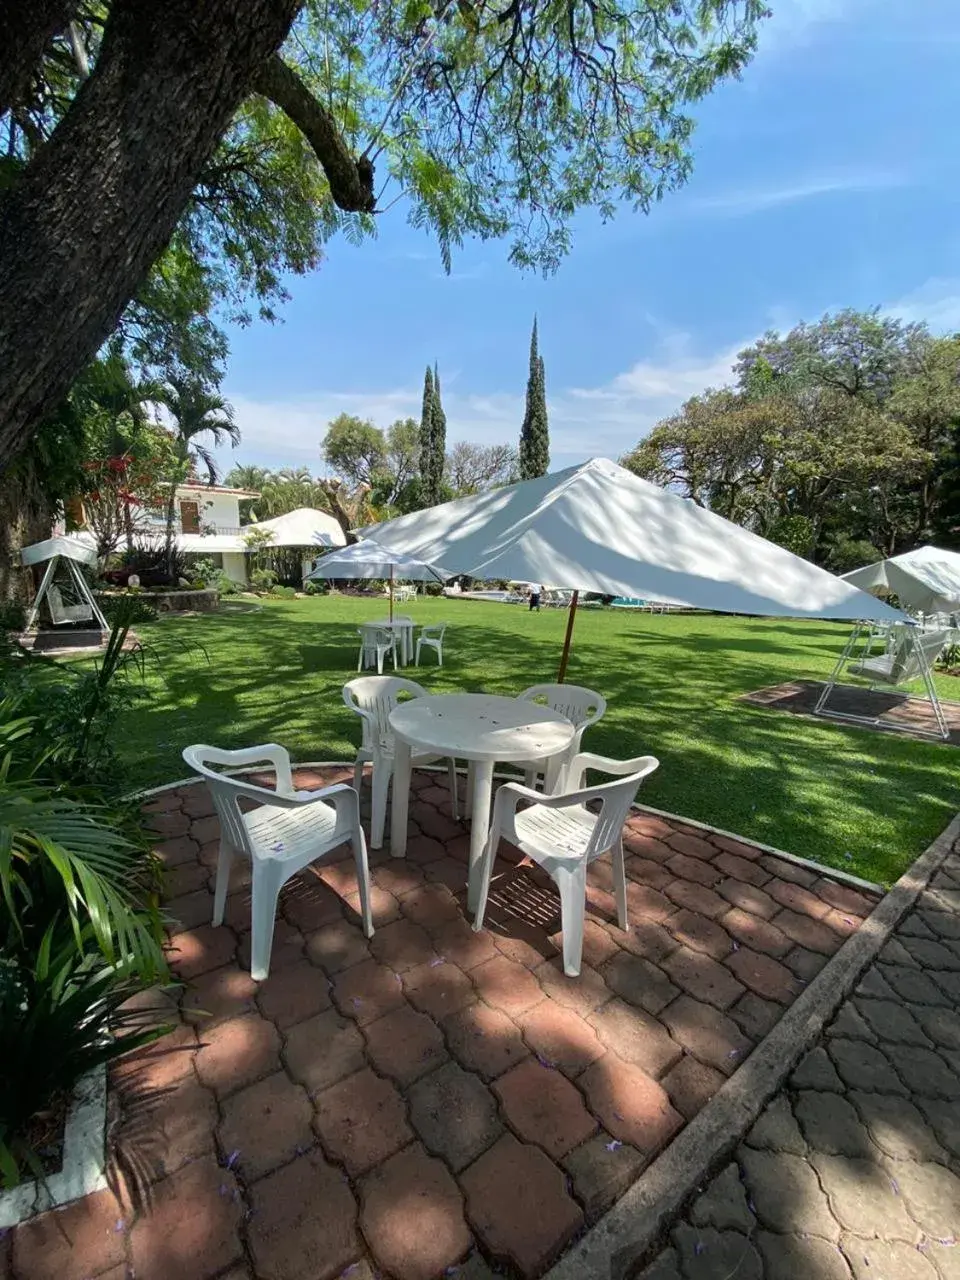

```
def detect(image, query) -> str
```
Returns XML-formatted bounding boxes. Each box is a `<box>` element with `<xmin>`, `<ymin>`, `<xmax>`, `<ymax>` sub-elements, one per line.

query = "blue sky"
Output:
<box><xmin>217</xmin><ymin>0</ymin><xmax>960</xmax><ymax>477</ymax></box>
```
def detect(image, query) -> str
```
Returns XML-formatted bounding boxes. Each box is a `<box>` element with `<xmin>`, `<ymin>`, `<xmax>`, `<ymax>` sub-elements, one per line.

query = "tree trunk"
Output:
<box><xmin>0</xmin><ymin>0</ymin><xmax>78</xmax><ymax>119</ymax></box>
<box><xmin>0</xmin><ymin>0</ymin><xmax>301</xmax><ymax>474</ymax></box>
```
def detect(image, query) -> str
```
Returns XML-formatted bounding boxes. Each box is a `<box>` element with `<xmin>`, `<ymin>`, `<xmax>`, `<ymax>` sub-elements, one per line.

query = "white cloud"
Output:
<box><xmin>218</xmin><ymin>335</ymin><xmax>744</xmax><ymax>474</ymax></box>
<box><xmin>692</xmin><ymin>170</ymin><xmax>906</xmax><ymax>217</ymax></box>
<box><xmin>888</xmin><ymin>277</ymin><xmax>960</xmax><ymax>333</ymax></box>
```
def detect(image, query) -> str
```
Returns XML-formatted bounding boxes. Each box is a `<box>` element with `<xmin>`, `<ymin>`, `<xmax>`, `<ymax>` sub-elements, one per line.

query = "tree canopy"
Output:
<box><xmin>623</xmin><ymin>309</ymin><xmax>960</xmax><ymax>568</ymax></box>
<box><xmin>0</xmin><ymin>0</ymin><xmax>768</xmax><ymax>469</ymax></box>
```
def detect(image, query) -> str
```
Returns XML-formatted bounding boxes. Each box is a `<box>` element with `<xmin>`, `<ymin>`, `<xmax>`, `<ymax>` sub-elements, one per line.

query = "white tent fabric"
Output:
<box><xmin>20</xmin><ymin>534</ymin><xmax>98</xmax><ymax>568</ymax></box>
<box><xmin>306</xmin><ymin>540</ymin><xmax>452</xmax><ymax>582</ymax></box>
<box><xmin>250</xmin><ymin>508</ymin><xmax>345</xmax><ymax>549</ymax></box>
<box><xmin>841</xmin><ymin>545</ymin><xmax>960</xmax><ymax>615</ymax></box>
<box><xmin>363</xmin><ymin>457</ymin><xmax>903</xmax><ymax>623</ymax></box>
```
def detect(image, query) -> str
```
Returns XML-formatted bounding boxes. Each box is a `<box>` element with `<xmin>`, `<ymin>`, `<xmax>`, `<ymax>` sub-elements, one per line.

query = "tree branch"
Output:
<box><xmin>0</xmin><ymin>0</ymin><xmax>78</xmax><ymax>118</ymax></box>
<box><xmin>253</xmin><ymin>54</ymin><xmax>375</xmax><ymax>213</ymax></box>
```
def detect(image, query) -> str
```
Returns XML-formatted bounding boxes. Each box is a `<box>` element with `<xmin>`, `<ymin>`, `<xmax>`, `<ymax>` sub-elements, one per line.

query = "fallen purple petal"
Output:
<box><xmin>224</xmin><ymin>1149</ymin><xmax>240</xmax><ymax>1169</ymax></box>
<box><xmin>429</xmin><ymin>956</ymin><xmax>446</xmax><ymax>967</ymax></box>
<box><xmin>536</xmin><ymin>1053</ymin><xmax>556</xmax><ymax>1069</ymax></box>
<box><xmin>731</xmin><ymin>941</ymin><xmax>740</xmax><ymax>951</ymax></box>
<box><xmin>114</xmin><ymin>1219</ymin><xmax>126</xmax><ymax>1233</ymax></box>
<box><xmin>218</xmin><ymin>1184</ymin><xmax>229</xmax><ymax>1196</ymax></box>
<box><xmin>938</xmin><ymin>1238</ymin><xmax>957</xmax><ymax>1247</ymax></box>
<box><xmin>694</xmin><ymin>1241</ymin><xmax>705</xmax><ymax>1256</ymax></box>
<box><xmin>890</xmin><ymin>1177</ymin><xmax>900</xmax><ymax>1195</ymax></box>
<box><xmin>605</xmin><ymin>1139</ymin><xmax>623</xmax><ymax>1152</ymax></box>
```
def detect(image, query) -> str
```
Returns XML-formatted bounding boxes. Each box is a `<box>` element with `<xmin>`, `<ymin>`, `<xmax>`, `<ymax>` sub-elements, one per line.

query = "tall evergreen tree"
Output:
<box><xmin>519</xmin><ymin>318</ymin><xmax>550</xmax><ymax>479</ymax></box>
<box><xmin>431</xmin><ymin>363</ymin><xmax>448</xmax><ymax>499</ymax></box>
<box><xmin>419</xmin><ymin>365</ymin><xmax>435</xmax><ymax>502</ymax></box>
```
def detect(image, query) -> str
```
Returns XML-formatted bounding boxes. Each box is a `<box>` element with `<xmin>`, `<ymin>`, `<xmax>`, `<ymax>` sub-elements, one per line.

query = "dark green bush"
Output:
<box><xmin>0</xmin><ymin>601</ymin><xmax>26</xmax><ymax>631</ymax></box>
<box><xmin>269</xmin><ymin>584</ymin><xmax>297</xmax><ymax>598</ymax></box>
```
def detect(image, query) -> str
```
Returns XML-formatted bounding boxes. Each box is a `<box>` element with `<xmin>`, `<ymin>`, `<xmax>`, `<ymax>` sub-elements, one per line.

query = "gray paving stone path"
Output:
<box><xmin>634</xmin><ymin>847</ymin><xmax>960</xmax><ymax>1280</ymax></box>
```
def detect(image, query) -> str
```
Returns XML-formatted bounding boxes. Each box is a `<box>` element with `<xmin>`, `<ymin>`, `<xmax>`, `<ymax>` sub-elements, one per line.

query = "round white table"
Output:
<box><xmin>361</xmin><ymin>618</ymin><xmax>414</xmax><ymax>666</ymax></box>
<box><xmin>388</xmin><ymin>693</ymin><xmax>576</xmax><ymax>911</ymax></box>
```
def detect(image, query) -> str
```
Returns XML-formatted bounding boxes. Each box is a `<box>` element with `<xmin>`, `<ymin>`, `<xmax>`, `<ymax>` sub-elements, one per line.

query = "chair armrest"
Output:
<box><xmin>564</xmin><ymin>751</ymin><xmax>658</xmax><ymax>791</ymax></box>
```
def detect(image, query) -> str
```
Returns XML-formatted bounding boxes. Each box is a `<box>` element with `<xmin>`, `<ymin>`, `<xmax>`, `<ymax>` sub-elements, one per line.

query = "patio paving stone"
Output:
<box><xmin>10</xmin><ymin>767</ymin><xmax>886</xmax><ymax>1280</ymax></box>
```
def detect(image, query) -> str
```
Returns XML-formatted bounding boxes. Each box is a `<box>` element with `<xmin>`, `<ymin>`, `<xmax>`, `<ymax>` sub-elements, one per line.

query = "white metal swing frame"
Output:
<box><xmin>24</xmin><ymin>554</ymin><xmax>109</xmax><ymax>632</ymax></box>
<box><xmin>814</xmin><ymin>622</ymin><xmax>950</xmax><ymax>741</ymax></box>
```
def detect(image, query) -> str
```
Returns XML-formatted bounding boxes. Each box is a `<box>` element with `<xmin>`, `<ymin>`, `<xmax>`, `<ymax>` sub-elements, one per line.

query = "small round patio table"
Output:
<box><xmin>388</xmin><ymin>693</ymin><xmax>576</xmax><ymax>911</ymax></box>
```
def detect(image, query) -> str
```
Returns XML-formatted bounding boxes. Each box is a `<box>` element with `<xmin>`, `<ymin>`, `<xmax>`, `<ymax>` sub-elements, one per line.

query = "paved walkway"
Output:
<box><xmin>2</xmin><ymin>766</ymin><xmax>880</xmax><ymax>1280</ymax></box>
<box><xmin>635</xmin><ymin>843</ymin><xmax>960</xmax><ymax>1280</ymax></box>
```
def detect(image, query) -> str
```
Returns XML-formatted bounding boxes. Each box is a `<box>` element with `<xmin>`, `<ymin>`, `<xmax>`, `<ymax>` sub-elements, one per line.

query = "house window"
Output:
<box><xmin>179</xmin><ymin>500</ymin><xmax>201</xmax><ymax>534</ymax></box>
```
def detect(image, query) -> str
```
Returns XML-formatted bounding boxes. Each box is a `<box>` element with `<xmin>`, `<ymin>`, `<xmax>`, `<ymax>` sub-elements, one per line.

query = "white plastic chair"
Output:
<box><xmin>343</xmin><ymin>676</ymin><xmax>460</xmax><ymax>848</ymax></box>
<box><xmin>415</xmin><ymin>623</ymin><xmax>447</xmax><ymax>667</ymax></box>
<box><xmin>472</xmin><ymin>751</ymin><xmax>659</xmax><ymax>977</ymax></box>
<box><xmin>848</xmin><ymin>627</ymin><xmax>949</xmax><ymax>686</ymax></box>
<box><xmin>181</xmin><ymin>743</ymin><xmax>372</xmax><ymax>980</ymax></box>
<box><xmin>515</xmin><ymin>683</ymin><xmax>607</xmax><ymax>791</ymax></box>
<box><xmin>357</xmin><ymin>625</ymin><xmax>398</xmax><ymax>674</ymax></box>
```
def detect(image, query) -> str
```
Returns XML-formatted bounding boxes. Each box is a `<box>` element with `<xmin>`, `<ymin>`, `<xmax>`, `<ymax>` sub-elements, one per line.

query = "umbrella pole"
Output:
<box><xmin>389</xmin><ymin>564</ymin><xmax>394</xmax><ymax>622</ymax></box>
<box><xmin>556</xmin><ymin>591</ymin><xmax>579</xmax><ymax>684</ymax></box>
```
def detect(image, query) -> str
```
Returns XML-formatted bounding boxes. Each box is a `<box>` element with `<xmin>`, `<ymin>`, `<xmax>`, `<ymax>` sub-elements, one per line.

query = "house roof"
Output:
<box><xmin>177</xmin><ymin>484</ymin><xmax>261</xmax><ymax>498</ymax></box>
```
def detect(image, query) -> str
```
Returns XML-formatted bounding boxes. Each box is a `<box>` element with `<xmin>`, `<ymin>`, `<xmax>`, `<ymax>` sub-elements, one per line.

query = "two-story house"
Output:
<box><xmin>137</xmin><ymin>483</ymin><xmax>259</xmax><ymax>583</ymax></box>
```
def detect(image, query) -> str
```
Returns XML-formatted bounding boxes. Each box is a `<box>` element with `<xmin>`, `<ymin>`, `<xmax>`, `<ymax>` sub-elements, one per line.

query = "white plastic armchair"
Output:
<box><xmin>343</xmin><ymin>676</ymin><xmax>460</xmax><ymax>848</ymax></box>
<box><xmin>357</xmin><ymin>625</ymin><xmax>398</xmax><ymax>674</ymax></box>
<box><xmin>515</xmin><ymin>683</ymin><xmax>607</xmax><ymax>791</ymax></box>
<box><xmin>181</xmin><ymin>743</ymin><xmax>372</xmax><ymax>980</ymax></box>
<box><xmin>472</xmin><ymin>751</ymin><xmax>659</xmax><ymax>977</ymax></box>
<box><xmin>415</xmin><ymin>623</ymin><xmax>447</xmax><ymax>667</ymax></box>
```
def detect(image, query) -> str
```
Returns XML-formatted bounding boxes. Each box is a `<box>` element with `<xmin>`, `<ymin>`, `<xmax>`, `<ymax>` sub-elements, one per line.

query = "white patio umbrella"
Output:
<box><xmin>362</xmin><ymin>457</ymin><xmax>905</xmax><ymax>677</ymax></box>
<box><xmin>306</xmin><ymin>539</ymin><xmax>453</xmax><ymax>621</ymax></box>
<box><xmin>842</xmin><ymin>545</ymin><xmax>960</xmax><ymax>615</ymax></box>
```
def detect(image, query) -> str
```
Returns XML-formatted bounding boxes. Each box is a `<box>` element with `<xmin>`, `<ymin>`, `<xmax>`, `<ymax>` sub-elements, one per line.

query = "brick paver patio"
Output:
<box><xmin>2</xmin><ymin>766</ymin><xmax>881</xmax><ymax>1280</ymax></box>
<box><xmin>634</xmin><ymin>839</ymin><xmax>960</xmax><ymax>1280</ymax></box>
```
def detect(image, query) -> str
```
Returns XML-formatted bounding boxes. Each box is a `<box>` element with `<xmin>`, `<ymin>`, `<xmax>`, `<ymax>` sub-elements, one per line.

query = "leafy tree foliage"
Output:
<box><xmin>624</xmin><ymin>309</ymin><xmax>960</xmax><ymax>566</ymax></box>
<box><xmin>0</xmin><ymin>0</ymin><xmax>768</xmax><ymax>467</ymax></box>
<box><xmin>519</xmin><ymin>317</ymin><xmax>549</xmax><ymax>479</ymax></box>
<box><xmin>446</xmin><ymin>442</ymin><xmax>518</xmax><ymax>495</ymax></box>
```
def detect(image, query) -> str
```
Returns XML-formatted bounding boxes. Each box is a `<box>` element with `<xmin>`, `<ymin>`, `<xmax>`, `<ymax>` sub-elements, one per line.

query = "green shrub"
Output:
<box><xmin>269</xmin><ymin>584</ymin><xmax>297</xmax><ymax>598</ymax></box>
<box><xmin>303</xmin><ymin>580</ymin><xmax>324</xmax><ymax>596</ymax></box>
<box><xmin>214</xmin><ymin>572</ymin><xmax>238</xmax><ymax>596</ymax></box>
<box><xmin>250</xmin><ymin>567</ymin><xmax>277</xmax><ymax>593</ymax></box>
<box><xmin>96</xmin><ymin>592</ymin><xmax>159</xmax><ymax>626</ymax></box>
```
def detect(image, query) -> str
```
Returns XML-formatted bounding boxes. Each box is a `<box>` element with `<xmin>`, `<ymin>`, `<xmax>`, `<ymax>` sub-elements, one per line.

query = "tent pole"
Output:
<box><xmin>814</xmin><ymin>623</ymin><xmax>862</xmax><ymax>717</ymax></box>
<box><xmin>916</xmin><ymin>630</ymin><xmax>950</xmax><ymax>740</ymax></box>
<box><xmin>389</xmin><ymin>564</ymin><xmax>394</xmax><ymax>623</ymax></box>
<box><xmin>68</xmin><ymin>557</ymin><xmax>109</xmax><ymax>631</ymax></box>
<box><xmin>557</xmin><ymin>591</ymin><xmax>579</xmax><ymax>684</ymax></box>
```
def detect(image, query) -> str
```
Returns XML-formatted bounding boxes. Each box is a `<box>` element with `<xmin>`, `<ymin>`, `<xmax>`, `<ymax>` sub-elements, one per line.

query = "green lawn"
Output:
<box><xmin>116</xmin><ymin>595</ymin><xmax>960</xmax><ymax>886</ymax></box>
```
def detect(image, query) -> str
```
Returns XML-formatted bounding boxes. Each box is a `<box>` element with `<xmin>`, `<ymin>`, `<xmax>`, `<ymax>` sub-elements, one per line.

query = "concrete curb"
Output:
<box><xmin>544</xmin><ymin>809</ymin><xmax>960</xmax><ymax>1280</ymax></box>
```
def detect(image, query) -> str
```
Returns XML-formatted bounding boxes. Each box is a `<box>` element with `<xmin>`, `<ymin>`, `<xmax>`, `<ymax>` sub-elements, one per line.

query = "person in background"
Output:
<box><xmin>528</xmin><ymin>582</ymin><xmax>542</xmax><ymax>611</ymax></box>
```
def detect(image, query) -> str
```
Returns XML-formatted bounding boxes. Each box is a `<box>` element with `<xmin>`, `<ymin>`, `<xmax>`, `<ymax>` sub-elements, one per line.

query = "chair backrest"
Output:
<box><xmin>343</xmin><ymin>675</ymin><xmax>427</xmax><ymax>749</ymax></box>
<box><xmin>892</xmin><ymin>629</ymin><xmax>949</xmax><ymax>683</ymax></box>
<box><xmin>518</xmin><ymin>683</ymin><xmax>606</xmax><ymax>730</ymax></box>
<box><xmin>358</xmin><ymin>625</ymin><xmax>394</xmax><ymax>649</ymax></box>
<box><xmin>47</xmin><ymin>583</ymin><xmax>93</xmax><ymax>624</ymax></box>
<box><xmin>420</xmin><ymin>623</ymin><xmax>446</xmax><ymax>642</ymax></box>
<box><xmin>182</xmin><ymin>743</ymin><xmax>295</xmax><ymax>854</ymax></box>
<box><xmin>555</xmin><ymin>755</ymin><xmax>659</xmax><ymax>858</ymax></box>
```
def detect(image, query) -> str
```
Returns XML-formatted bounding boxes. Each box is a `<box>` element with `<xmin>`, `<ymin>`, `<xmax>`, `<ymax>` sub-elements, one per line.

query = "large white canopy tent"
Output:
<box><xmin>364</xmin><ymin>457</ymin><xmax>904</xmax><ymax>677</ymax></box>
<box><xmin>20</xmin><ymin>534</ymin><xmax>109</xmax><ymax>632</ymax></box>
<box><xmin>250</xmin><ymin>507</ymin><xmax>346</xmax><ymax>550</ymax></box>
<box><xmin>842</xmin><ymin>545</ymin><xmax>960</xmax><ymax>616</ymax></box>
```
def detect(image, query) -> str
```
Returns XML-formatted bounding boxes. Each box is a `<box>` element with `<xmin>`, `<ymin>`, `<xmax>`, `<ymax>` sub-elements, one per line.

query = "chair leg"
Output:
<box><xmin>612</xmin><ymin>838</ymin><xmax>629</xmax><ymax>932</ymax></box>
<box><xmin>436</xmin><ymin>641</ymin><xmax>442</xmax><ymax>668</ymax></box>
<box><xmin>523</xmin><ymin>767</ymin><xmax>539</xmax><ymax>791</ymax></box>
<box><xmin>212</xmin><ymin>840</ymin><xmax>234</xmax><ymax>926</ymax></box>
<box><xmin>371</xmin><ymin>754</ymin><xmax>392</xmax><ymax>849</ymax></box>
<box><xmin>249</xmin><ymin>860</ymin><xmax>285</xmax><ymax>981</ymax></box>
<box><xmin>415</xmin><ymin>641</ymin><xmax>422</xmax><ymax>666</ymax></box>
<box><xmin>446</xmin><ymin>758</ymin><xmax>460</xmax><ymax>822</ymax></box>
<box><xmin>352</xmin><ymin>830</ymin><xmax>374</xmax><ymax>938</ymax></box>
<box><xmin>556</xmin><ymin>865</ymin><xmax>588</xmax><ymax>978</ymax></box>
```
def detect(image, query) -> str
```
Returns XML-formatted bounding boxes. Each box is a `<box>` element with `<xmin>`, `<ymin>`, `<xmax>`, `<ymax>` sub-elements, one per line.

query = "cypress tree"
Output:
<box><xmin>419</xmin><ymin>364</ymin><xmax>435</xmax><ymax>502</ymax></box>
<box><xmin>431</xmin><ymin>362</ymin><xmax>447</xmax><ymax>500</ymax></box>
<box><xmin>519</xmin><ymin>317</ymin><xmax>549</xmax><ymax>479</ymax></box>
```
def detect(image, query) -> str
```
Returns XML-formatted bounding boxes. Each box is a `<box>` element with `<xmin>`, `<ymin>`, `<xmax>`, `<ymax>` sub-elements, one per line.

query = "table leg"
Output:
<box><xmin>465</xmin><ymin>761</ymin><xmax>476</xmax><ymax>819</ymax></box>
<box><xmin>390</xmin><ymin>739</ymin><xmax>412</xmax><ymax>858</ymax></box>
<box><xmin>467</xmin><ymin>759</ymin><xmax>494</xmax><ymax>914</ymax></box>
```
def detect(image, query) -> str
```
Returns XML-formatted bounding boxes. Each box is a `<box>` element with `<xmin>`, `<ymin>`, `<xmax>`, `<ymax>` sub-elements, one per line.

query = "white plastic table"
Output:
<box><xmin>388</xmin><ymin>693</ymin><xmax>576</xmax><ymax>910</ymax></box>
<box><xmin>362</xmin><ymin>618</ymin><xmax>414</xmax><ymax>666</ymax></box>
